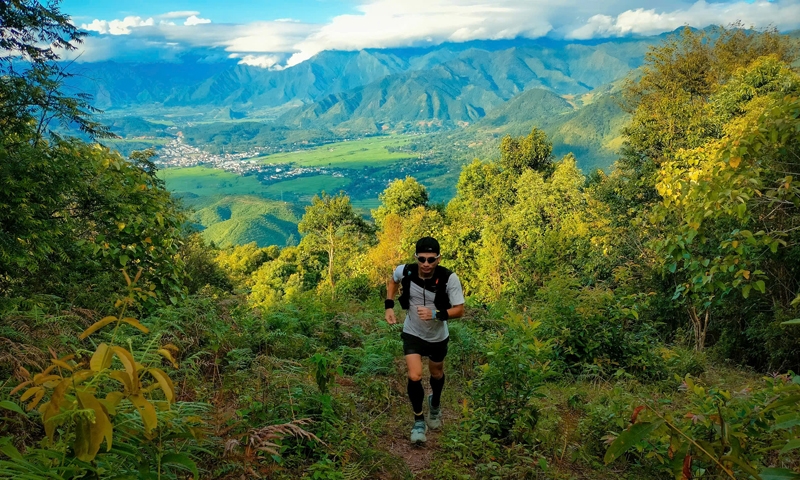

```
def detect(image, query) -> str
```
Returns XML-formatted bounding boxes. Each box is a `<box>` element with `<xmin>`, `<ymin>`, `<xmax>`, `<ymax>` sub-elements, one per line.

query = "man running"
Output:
<box><xmin>384</xmin><ymin>236</ymin><xmax>465</xmax><ymax>444</ymax></box>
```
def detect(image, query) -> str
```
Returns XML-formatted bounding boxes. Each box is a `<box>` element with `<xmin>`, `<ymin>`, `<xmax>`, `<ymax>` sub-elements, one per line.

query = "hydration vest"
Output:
<box><xmin>398</xmin><ymin>264</ymin><xmax>453</xmax><ymax>313</ymax></box>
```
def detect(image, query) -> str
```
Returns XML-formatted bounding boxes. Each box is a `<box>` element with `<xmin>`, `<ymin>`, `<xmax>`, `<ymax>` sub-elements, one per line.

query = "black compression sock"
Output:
<box><xmin>407</xmin><ymin>378</ymin><xmax>424</xmax><ymax>420</ymax></box>
<box><xmin>430</xmin><ymin>374</ymin><xmax>445</xmax><ymax>409</ymax></box>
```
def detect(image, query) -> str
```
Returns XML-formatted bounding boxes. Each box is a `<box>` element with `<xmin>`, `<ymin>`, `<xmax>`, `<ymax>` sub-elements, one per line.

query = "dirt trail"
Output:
<box><xmin>381</xmin><ymin>398</ymin><xmax>461</xmax><ymax>479</ymax></box>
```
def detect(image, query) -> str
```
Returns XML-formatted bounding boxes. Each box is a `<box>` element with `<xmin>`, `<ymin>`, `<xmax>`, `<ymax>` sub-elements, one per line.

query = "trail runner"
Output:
<box><xmin>385</xmin><ymin>236</ymin><xmax>465</xmax><ymax>444</ymax></box>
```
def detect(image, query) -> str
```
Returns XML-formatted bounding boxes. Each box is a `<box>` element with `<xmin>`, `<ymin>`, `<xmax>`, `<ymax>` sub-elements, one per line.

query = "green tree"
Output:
<box><xmin>298</xmin><ymin>192</ymin><xmax>371</xmax><ymax>294</ymax></box>
<box><xmin>0</xmin><ymin>3</ymin><xmax>186</xmax><ymax>306</ymax></box>
<box><xmin>499</xmin><ymin>127</ymin><xmax>553</xmax><ymax>175</ymax></box>
<box><xmin>650</xmin><ymin>55</ymin><xmax>800</xmax><ymax>355</ymax></box>
<box><xmin>620</xmin><ymin>24</ymin><xmax>797</xmax><ymax>190</ymax></box>
<box><xmin>371</xmin><ymin>176</ymin><xmax>429</xmax><ymax>228</ymax></box>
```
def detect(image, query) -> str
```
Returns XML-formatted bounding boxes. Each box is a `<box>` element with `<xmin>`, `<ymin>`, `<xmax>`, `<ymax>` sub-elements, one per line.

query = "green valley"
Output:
<box><xmin>4</xmin><ymin>5</ymin><xmax>800</xmax><ymax>480</ymax></box>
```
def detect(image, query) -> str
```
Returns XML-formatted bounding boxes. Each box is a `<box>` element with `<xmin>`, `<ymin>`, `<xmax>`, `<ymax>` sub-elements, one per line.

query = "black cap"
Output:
<box><xmin>415</xmin><ymin>236</ymin><xmax>440</xmax><ymax>255</ymax></box>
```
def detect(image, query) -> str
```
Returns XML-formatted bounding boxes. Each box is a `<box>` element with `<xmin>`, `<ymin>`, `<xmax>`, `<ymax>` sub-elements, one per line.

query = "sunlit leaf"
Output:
<box><xmin>20</xmin><ymin>386</ymin><xmax>42</xmax><ymax>402</ymax></box>
<box><xmin>51</xmin><ymin>358</ymin><xmax>74</xmax><ymax>372</ymax></box>
<box><xmin>76</xmin><ymin>391</ymin><xmax>113</xmax><ymax>460</ymax></box>
<box><xmin>111</xmin><ymin>346</ymin><xmax>139</xmax><ymax>393</ymax></box>
<box><xmin>91</xmin><ymin>343</ymin><xmax>113</xmax><ymax>371</ymax></box>
<box><xmin>157</xmin><ymin>348</ymin><xmax>179</xmax><ymax>368</ymax></box>
<box><xmin>79</xmin><ymin>316</ymin><xmax>118</xmax><ymax>340</ymax></box>
<box><xmin>130</xmin><ymin>394</ymin><xmax>157</xmax><ymax>433</ymax></box>
<box><xmin>120</xmin><ymin>317</ymin><xmax>149</xmax><ymax>333</ymax></box>
<box><xmin>109</xmin><ymin>371</ymin><xmax>133</xmax><ymax>393</ymax></box>
<box><xmin>148</xmin><ymin>368</ymin><xmax>176</xmax><ymax>403</ymax></box>
<box><xmin>10</xmin><ymin>380</ymin><xmax>32</xmax><ymax>396</ymax></box>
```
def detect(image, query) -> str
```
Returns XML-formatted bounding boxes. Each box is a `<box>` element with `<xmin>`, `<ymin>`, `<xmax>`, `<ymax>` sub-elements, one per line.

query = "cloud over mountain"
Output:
<box><xmin>71</xmin><ymin>0</ymin><xmax>800</xmax><ymax>67</ymax></box>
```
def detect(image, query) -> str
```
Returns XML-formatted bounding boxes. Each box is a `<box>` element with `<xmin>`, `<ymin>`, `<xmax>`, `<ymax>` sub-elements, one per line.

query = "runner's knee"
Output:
<box><xmin>408</xmin><ymin>371</ymin><xmax>422</xmax><ymax>382</ymax></box>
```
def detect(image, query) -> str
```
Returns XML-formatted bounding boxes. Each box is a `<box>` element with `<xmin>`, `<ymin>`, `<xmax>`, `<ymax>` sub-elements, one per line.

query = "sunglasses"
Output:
<box><xmin>415</xmin><ymin>255</ymin><xmax>440</xmax><ymax>264</ymax></box>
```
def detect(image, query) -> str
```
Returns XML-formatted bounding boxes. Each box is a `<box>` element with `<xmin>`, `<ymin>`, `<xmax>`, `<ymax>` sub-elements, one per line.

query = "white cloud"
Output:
<box><xmin>73</xmin><ymin>1</ymin><xmax>800</xmax><ymax>67</ymax></box>
<box><xmin>567</xmin><ymin>0</ymin><xmax>800</xmax><ymax>39</ymax></box>
<box><xmin>286</xmin><ymin>0</ymin><xmax>558</xmax><ymax>66</ymax></box>
<box><xmin>159</xmin><ymin>11</ymin><xmax>201</xmax><ymax>19</ymax></box>
<box><xmin>184</xmin><ymin>15</ymin><xmax>211</xmax><ymax>26</ymax></box>
<box><xmin>230</xmin><ymin>53</ymin><xmax>283</xmax><ymax>68</ymax></box>
<box><xmin>82</xmin><ymin>16</ymin><xmax>155</xmax><ymax>35</ymax></box>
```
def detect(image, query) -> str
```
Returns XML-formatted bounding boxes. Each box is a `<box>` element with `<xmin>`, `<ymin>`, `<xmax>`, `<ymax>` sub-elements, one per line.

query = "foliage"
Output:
<box><xmin>653</xmin><ymin>68</ymin><xmax>800</xmax><ymax>352</ymax></box>
<box><xmin>298</xmin><ymin>192</ymin><xmax>373</xmax><ymax>294</ymax></box>
<box><xmin>1</xmin><ymin>271</ymin><xmax>202</xmax><ymax>478</ymax></box>
<box><xmin>499</xmin><ymin>127</ymin><xmax>553</xmax><ymax>175</ymax></box>
<box><xmin>471</xmin><ymin>313</ymin><xmax>554</xmax><ymax>441</ymax></box>
<box><xmin>371</xmin><ymin>176</ymin><xmax>429</xmax><ymax>228</ymax></box>
<box><xmin>533</xmin><ymin>274</ymin><xmax>666</xmax><ymax>380</ymax></box>
<box><xmin>605</xmin><ymin>373</ymin><xmax>800</xmax><ymax>480</ymax></box>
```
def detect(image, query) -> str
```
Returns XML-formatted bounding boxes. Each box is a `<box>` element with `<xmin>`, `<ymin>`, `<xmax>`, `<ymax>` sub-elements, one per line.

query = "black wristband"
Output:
<box><xmin>436</xmin><ymin>308</ymin><xmax>449</xmax><ymax>321</ymax></box>
<box><xmin>385</xmin><ymin>299</ymin><xmax>395</xmax><ymax>309</ymax></box>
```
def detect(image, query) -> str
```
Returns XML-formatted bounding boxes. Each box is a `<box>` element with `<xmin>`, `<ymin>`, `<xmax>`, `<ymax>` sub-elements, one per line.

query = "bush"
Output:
<box><xmin>471</xmin><ymin>313</ymin><xmax>555</xmax><ymax>441</ymax></box>
<box><xmin>533</xmin><ymin>274</ymin><xmax>667</xmax><ymax>380</ymax></box>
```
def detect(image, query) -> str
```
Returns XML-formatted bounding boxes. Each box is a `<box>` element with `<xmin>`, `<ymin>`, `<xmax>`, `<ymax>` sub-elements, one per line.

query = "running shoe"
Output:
<box><xmin>427</xmin><ymin>394</ymin><xmax>442</xmax><ymax>429</ymax></box>
<box><xmin>410</xmin><ymin>419</ymin><xmax>427</xmax><ymax>444</ymax></box>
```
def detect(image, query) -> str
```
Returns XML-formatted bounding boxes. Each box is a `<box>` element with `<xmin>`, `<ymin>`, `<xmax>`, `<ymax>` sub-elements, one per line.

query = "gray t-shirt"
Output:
<box><xmin>393</xmin><ymin>265</ymin><xmax>465</xmax><ymax>342</ymax></box>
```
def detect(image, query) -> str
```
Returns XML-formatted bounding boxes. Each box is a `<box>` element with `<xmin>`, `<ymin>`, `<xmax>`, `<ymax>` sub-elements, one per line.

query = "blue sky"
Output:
<box><xmin>58</xmin><ymin>0</ymin><xmax>800</xmax><ymax>68</ymax></box>
<box><xmin>61</xmin><ymin>0</ymin><xmax>358</xmax><ymax>24</ymax></box>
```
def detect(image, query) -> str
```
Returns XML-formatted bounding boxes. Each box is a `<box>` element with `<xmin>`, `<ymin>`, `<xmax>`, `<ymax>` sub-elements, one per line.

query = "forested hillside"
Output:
<box><xmin>2</xmin><ymin>3</ymin><xmax>800</xmax><ymax>479</ymax></box>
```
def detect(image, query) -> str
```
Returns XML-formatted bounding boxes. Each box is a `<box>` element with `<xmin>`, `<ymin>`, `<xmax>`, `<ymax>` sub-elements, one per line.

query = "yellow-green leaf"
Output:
<box><xmin>109</xmin><ymin>371</ymin><xmax>133</xmax><ymax>393</ymax></box>
<box><xmin>111</xmin><ymin>346</ymin><xmax>140</xmax><ymax>393</ymax></box>
<box><xmin>27</xmin><ymin>389</ymin><xmax>45</xmax><ymax>411</ymax></box>
<box><xmin>79</xmin><ymin>316</ymin><xmax>118</xmax><ymax>340</ymax></box>
<box><xmin>149</xmin><ymin>368</ymin><xmax>176</xmax><ymax>403</ymax></box>
<box><xmin>120</xmin><ymin>317</ymin><xmax>149</xmax><ymax>333</ymax></box>
<box><xmin>10</xmin><ymin>380</ymin><xmax>32</xmax><ymax>396</ymax></box>
<box><xmin>129</xmin><ymin>394</ymin><xmax>157</xmax><ymax>433</ymax></box>
<box><xmin>20</xmin><ymin>386</ymin><xmax>42</xmax><ymax>402</ymax></box>
<box><xmin>157</xmin><ymin>348</ymin><xmax>179</xmax><ymax>368</ymax></box>
<box><xmin>91</xmin><ymin>343</ymin><xmax>113</xmax><ymax>372</ymax></box>
<box><xmin>76</xmin><ymin>391</ymin><xmax>113</xmax><ymax>458</ymax></box>
<box><xmin>50</xmin><ymin>358</ymin><xmax>74</xmax><ymax>372</ymax></box>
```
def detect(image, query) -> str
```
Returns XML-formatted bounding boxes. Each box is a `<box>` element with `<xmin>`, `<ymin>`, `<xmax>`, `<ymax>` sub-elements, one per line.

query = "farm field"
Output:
<box><xmin>159</xmin><ymin>166</ymin><xmax>265</xmax><ymax>197</ymax></box>
<box><xmin>262</xmin><ymin>175</ymin><xmax>352</xmax><ymax>199</ymax></box>
<box><xmin>257</xmin><ymin>135</ymin><xmax>417</xmax><ymax>168</ymax></box>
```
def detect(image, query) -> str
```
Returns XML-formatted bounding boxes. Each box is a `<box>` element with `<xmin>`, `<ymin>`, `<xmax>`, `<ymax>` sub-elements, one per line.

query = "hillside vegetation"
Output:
<box><xmin>2</xmin><ymin>6</ymin><xmax>800</xmax><ymax>480</ymax></box>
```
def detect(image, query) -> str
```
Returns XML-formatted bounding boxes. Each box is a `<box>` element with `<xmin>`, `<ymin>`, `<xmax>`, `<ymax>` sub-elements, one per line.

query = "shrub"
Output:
<box><xmin>605</xmin><ymin>373</ymin><xmax>800</xmax><ymax>479</ymax></box>
<box><xmin>471</xmin><ymin>313</ymin><xmax>555</xmax><ymax>441</ymax></box>
<box><xmin>533</xmin><ymin>274</ymin><xmax>666</xmax><ymax>380</ymax></box>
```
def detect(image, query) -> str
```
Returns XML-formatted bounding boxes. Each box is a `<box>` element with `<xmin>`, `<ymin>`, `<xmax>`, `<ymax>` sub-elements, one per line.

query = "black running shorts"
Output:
<box><xmin>401</xmin><ymin>332</ymin><xmax>449</xmax><ymax>362</ymax></box>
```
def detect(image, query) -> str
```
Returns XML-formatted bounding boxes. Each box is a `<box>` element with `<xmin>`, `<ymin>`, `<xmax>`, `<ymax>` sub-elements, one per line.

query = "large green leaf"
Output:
<box><xmin>0</xmin><ymin>401</ymin><xmax>25</xmax><ymax>416</ymax></box>
<box><xmin>780</xmin><ymin>319</ymin><xmax>800</xmax><ymax>325</ymax></box>
<box><xmin>161</xmin><ymin>453</ymin><xmax>199</xmax><ymax>479</ymax></box>
<box><xmin>780</xmin><ymin>439</ymin><xmax>800</xmax><ymax>454</ymax></box>
<box><xmin>604</xmin><ymin>420</ymin><xmax>664</xmax><ymax>464</ymax></box>
<box><xmin>771</xmin><ymin>412</ymin><xmax>800</xmax><ymax>431</ymax></box>
<box><xmin>0</xmin><ymin>437</ymin><xmax>23</xmax><ymax>461</ymax></box>
<box><xmin>760</xmin><ymin>468</ymin><xmax>800</xmax><ymax>480</ymax></box>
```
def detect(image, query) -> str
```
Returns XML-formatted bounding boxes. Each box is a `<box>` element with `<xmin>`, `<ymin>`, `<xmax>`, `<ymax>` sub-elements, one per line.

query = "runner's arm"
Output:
<box><xmin>385</xmin><ymin>276</ymin><xmax>400</xmax><ymax>325</ymax></box>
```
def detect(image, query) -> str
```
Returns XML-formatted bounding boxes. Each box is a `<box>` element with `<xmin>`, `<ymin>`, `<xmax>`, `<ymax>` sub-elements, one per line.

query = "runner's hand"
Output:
<box><xmin>385</xmin><ymin>308</ymin><xmax>397</xmax><ymax>325</ymax></box>
<box><xmin>416</xmin><ymin>306</ymin><xmax>435</xmax><ymax>321</ymax></box>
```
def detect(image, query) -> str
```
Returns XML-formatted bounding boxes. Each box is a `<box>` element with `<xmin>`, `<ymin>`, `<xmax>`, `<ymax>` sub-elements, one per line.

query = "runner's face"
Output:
<box><xmin>416</xmin><ymin>254</ymin><xmax>440</xmax><ymax>274</ymax></box>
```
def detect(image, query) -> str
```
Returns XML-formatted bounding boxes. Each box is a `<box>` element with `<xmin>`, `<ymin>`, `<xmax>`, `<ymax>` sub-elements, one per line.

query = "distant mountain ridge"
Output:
<box><xmin>68</xmin><ymin>35</ymin><xmax>666</xmax><ymax>118</ymax></box>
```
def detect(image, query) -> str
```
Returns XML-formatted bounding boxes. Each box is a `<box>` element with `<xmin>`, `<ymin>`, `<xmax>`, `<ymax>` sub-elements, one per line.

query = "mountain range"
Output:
<box><xmin>69</xmin><ymin>35</ymin><xmax>665</xmax><ymax>129</ymax></box>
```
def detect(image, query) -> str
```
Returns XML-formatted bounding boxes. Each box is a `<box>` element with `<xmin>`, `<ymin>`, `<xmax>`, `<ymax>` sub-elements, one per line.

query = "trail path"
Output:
<box><xmin>382</xmin><ymin>403</ymin><xmax>463</xmax><ymax>478</ymax></box>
